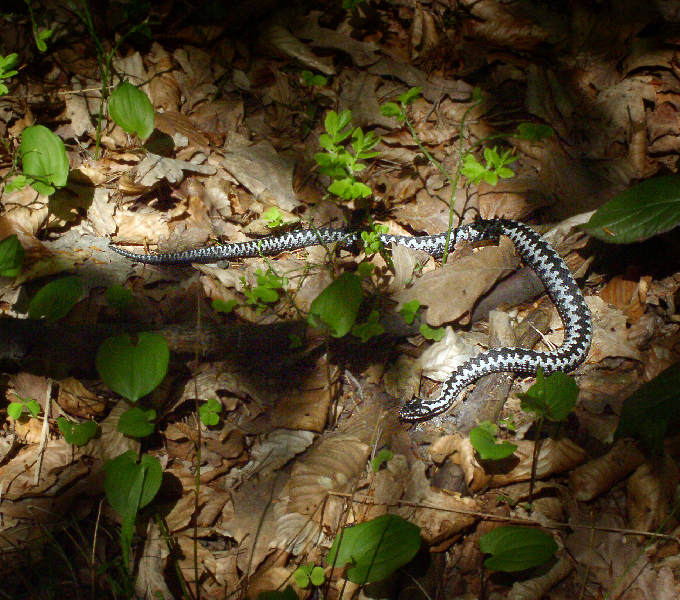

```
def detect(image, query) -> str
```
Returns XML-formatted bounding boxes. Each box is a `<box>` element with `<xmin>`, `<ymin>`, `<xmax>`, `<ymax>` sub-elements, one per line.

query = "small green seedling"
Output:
<box><xmin>380</xmin><ymin>86</ymin><xmax>422</xmax><ymax>123</ymax></box>
<box><xmin>212</xmin><ymin>298</ymin><xmax>238</xmax><ymax>314</ymax></box>
<box><xmin>460</xmin><ymin>146</ymin><xmax>516</xmax><ymax>186</ymax></box>
<box><xmin>518</xmin><ymin>369</ymin><xmax>577</xmax><ymax>422</ymax></box>
<box><xmin>300</xmin><ymin>70</ymin><xmax>327</xmax><ymax>87</ymax></box>
<box><xmin>342</xmin><ymin>0</ymin><xmax>366</xmax><ymax>11</ymax></box>
<box><xmin>0</xmin><ymin>235</ymin><xmax>25</xmax><ymax>277</ymax></box>
<box><xmin>262</xmin><ymin>206</ymin><xmax>284</xmax><ymax>228</ymax></box>
<box><xmin>479</xmin><ymin>526</ymin><xmax>557</xmax><ymax>572</ymax></box>
<box><xmin>308</xmin><ymin>272</ymin><xmax>363</xmax><ymax>338</ymax></box>
<box><xmin>370</xmin><ymin>447</ymin><xmax>393</xmax><ymax>472</ymax></box>
<box><xmin>28</xmin><ymin>276</ymin><xmax>83</xmax><ymax>323</ymax></box>
<box><xmin>13</xmin><ymin>125</ymin><xmax>69</xmax><ymax>196</ymax></box>
<box><xmin>419</xmin><ymin>323</ymin><xmax>445</xmax><ymax>342</ymax></box>
<box><xmin>108</xmin><ymin>81</ymin><xmax>155</xmax><ymax>141</ymax></box>
<box><xmin>118</xmin><ymin>407</ymin><xmax>156</xmax><ymax>438</ymax></box>
<box><xmin>399</xmin><ymin>300</ymin><xmax>420</xmax><ymax>325</ymax></box>
<box><xmin>351</xmin><ymin>309</ymin><xmax>384</xmax><ymax>343</ymax></box>
<box><xmin>470</xmin><ymin>421</ymin><xmax>517</xmax><ymax>461</ymax></box>
<box><xmin>199</xmin><ymin>398</ymin><xmax>222</xmax><ymax>426</ymax></box>
<box><xmin>327</xmin><ymin>514</ymin><xmax>421</xmax><ymax>584</ymax></box>
<box><xmin>106</xmin><ymin>284</ymin><xmax>133</xmax><ymax>310</ymax></box>
<box><xmin>96</xmin><ymin>332</ymin><xmax>169</xmax><ymax>403</ymax></box>
<box><xmin>0</xmin><ymin>53</ymin><xmax>18</xmax><ymax>96</ymax></box>
<box><xmin>7</xmin><ymin>395</ymin><xmax>40</xmax><ymax>420</ymax></box>
<box><xmin>294</xmin><ymin>563</ymin><xmax>325</xmax><ymax>588</ymax></box>
<box><xmin>57</xmin><ymin>417</ymin><xmax>98</xmax><ymax>446</ymax></box>
<box><xmin>361</xmin><ymin>223</ymin><xmax>388</xmax><ymax>255</ymax></box>
<box><xmin>314</xmin><ymin>109</ymin><xmax>380</xmax><ymax>200</ymax></box>
<box><xmin>356</xmin><ymin>262</ymin><xmax>375</xmax><ymax>278</ymax></box>
<box><xmin>242</xmin><ymin>268</ymin><xmax>287</xmax><ymax>310</ymax></box>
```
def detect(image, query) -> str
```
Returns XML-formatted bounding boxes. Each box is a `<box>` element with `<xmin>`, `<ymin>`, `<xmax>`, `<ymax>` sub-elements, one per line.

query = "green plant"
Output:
<box><xmin>370</xmin><ymin>447</ymin><xmax>393</xmax><ymax>471</ymax></box>
<box><xmin>106</xmin><ymin>283</ymin><xmax>133</xmax><ymax>310</ymax></box>
<box><xmin>314</xmin><ymin>109</ymin><xmax>380</xmax><ymax>200</ymax></box>
<box><xmin>262</xmin><ymin>206</ymin><xmax>284</xmax><ymax>228</ymax></box>
<box><xmin>399</xmin><ymin>300</ymin><xmax>420</xmax><ymax>324</ymax></box>
<box><xmin>25</xmin><ymin>0</ymin><xmax>54</xmax><ymax>51</ymax></box>
<box><xmin>327</xmin><ymin>514</ymin><xmax>421</xmax><ymax>584</ymax></box>
<box><xmin>0</xmin><ymin>235</ymin><xmax>25</xmax><ymax>277</ymax></box>
<box><xmin>419</xmin><ymin>323</ymin><xmax>445</xmax><ymax>341</ymax></box>
<box><xmin>242</xmin><ymin>267</ymin><xmax>287</xmax><ymax>312</ymax></box>
<box><xmin>300</xmin><ymin>70</ymin><xmax>327</xmax><ymax>87</ymax></box>
<box><xmin>118</xmin><ymin>406</ymin><xmax>156</xmax><ymax>437</ymax></box>
<box><xmin>351</xmin><ymin>308</ymin><xmax>384</xmax><ymax>342</ymax></box>
<box><xmin>257</xmin><ymin>587</ymin><xmax>298</xmax><ymax>600</ymax></box>
<box><xmin>0</xmin><ymin>52</ymin><xmax>18</xmax><ymax>96</ymax></box>
<box><xmin>108</xmin><ymin>81</ymin><xmax>155</xmax><ymax>141</ymax></box>
<box><xmin>57</xmin><ymin>417</ymin><xmax>98</xmax><ymax>446</ymax></box>
<box><xmin>199</xmin><ymin>398</ymin><xmax>222</xmax><ymax>426</ymax></box>
<box><xmin>479</xmin><ymin>526</ymin><xmax>557</xmax><ymax>572</ymax></box>
<box><xmin>582</xmin><ymin>175</ymin><xmax>680</xmax><ymax>244</ymax></box>
<box><xmin>360</xmin><ymin>223</ymin><xmax>388</xmax><ymax>255</ymax></box>
<box><xmin>28</xmin><ymin>276</ymin><xmax>83</xmax><ymax>322</ymax></box>
<box><xmin>519</xmin><ymin>369</ymin><xmax>578</xmax><ymax>423</ymax></box>
<box><xmin>294</xmin><ymin>563</ymin><xmax>325</xmax><ymax>588</ymax></box>
<box><xmin>460</xmin><ymin>146</ymin><xmax>516</xmax><ymax>186</ymax></box>
<box><xmin>212</xmin><ymin>298</ymin><xmax>238</xmax><ymax>314</ymax></box>
<box><xmin>7</xmin><ymin>394</ymin><xmax>40</xmax><ymax>420</ymax></box>
<box><xmin>515</xmin><ymin>122</ymin><xmax>555</xmax><ymax>142</ymax></box>
<box><xmin>308</xmin><ymin>271</ymin><xmax>363</xmax><ymax>337</ymax></box>
<box><xmin>470</xmin><ymin>421</ymin><xmax>517</xmax><ymax>460</ymax></box>
<box><xmin>7</xmin><ymin>125</ymin><xmax>70</xmax><ymax>196</ymax></box>
<box><xmin>342</xmin><ymin>0</ymin><xmax>366</xmax><ymax>11</ymax></box>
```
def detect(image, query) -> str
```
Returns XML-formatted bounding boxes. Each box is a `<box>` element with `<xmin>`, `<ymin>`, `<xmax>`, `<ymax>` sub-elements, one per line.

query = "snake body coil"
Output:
<box><xmin>110</xmin><ymin>219</ymin><xmax>592</xmax><ymax>421</ymax></box>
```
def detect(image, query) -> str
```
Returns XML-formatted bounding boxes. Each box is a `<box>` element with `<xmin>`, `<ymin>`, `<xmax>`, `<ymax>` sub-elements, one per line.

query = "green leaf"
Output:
<box><xmin>96</xmin><ymin>332</ymin><xmax>169</xmax><ymax>402</ymax></box>
<box><xmin>118</xmin><ymin>407</ymin><xmax>156</xmax><ymax>438</ymax></box>
<box><xmin>0</xmin><ymin>53</ymin><xmax>18</xmax><ymax>72</ymax></box>
<box><xmin>515</xmin><ymin>123</ymin><xmax>554</xmax><ymax>142</ymax></box>
<box><xmin>399</xmin><ymin>300</ymin><xmax>420</xmax><ymax>325</ymax></box>
<box><xmin>308</xmin><ymin>272</ymin><xmax>363</xmax><ymax>338</ymax></box>
<box><xmin>29</xmin><ymin>276</ymin><xmax>83</xmax><ymax>322</ymax></box>
<box><xmin>479</xmin><ymin>526</ymin><xmax>557</xmax><ymax>572</ymax></box>
<box><xmin>370</xmin><ymin>448</ymin><xmax>393</xmax><ymax>472</ymax></box>
<box><xmin>4</xmin><ymin>174</ymin><xmax>29</xmax><ymax>193</ymax></box>
<box><xmin>581</xmin><ymin>175</ymin><xmax>680</xmax><ymax>243</ymax></box>
<box><xmin>20</xmin><ymin>125</ymin><xmax>69</xmax><ymax>195</ymax></box>
<box><xmin>7</xmin><ymin>402</ymin><xmax>24</xmax><ymax>420</ymax></box>
<box><xmin>470</xmin><ymin>422</ymin><xmax>517</xmax><ymax>460</ymax></box>
<box><xmin>0</xmin><ymin>235</ymin><xmax>25</xmax><ymax>277</ymax></box>
<box><xmin>106</xmin><ymin>284</ymin><xmax>133</xmax><ymax>310</ymax></box>
<box><xmin>615</xmin><ymin>361</ymin><xmax>680</xmax><ymax>453</ymax></box>
<box><xmin>351</xmin><ymin>310</ymin><xmax>385</xmax><ymax>343</ymax></box>
<box><xmin>108</xmin><ymin>82</ymin><xmax>155</xmax><ymax>140</ymax></box>
<box><xmin>309</xmin><ymin>566</ymin><xmax>325</xmax><ymax>586</ymax></box>
<box><xmin>57</xmin><ymin>417</ymin><xmax>98</xmax><ymax>446</ymax></box>
<box><xmin>257</xmin><ymin>587</ymin><xmax>298</xmax><ymax>600</ymax></box>
<box><xmin>518</xmin><ymin>370</ymin><xmax>577</xmax><ymax>421</ymax></box>
<box><xmin>420</xmin><ymin>323</ymin><xmax>445</xmax><ymax>341</ymax></box>
<box><xmin>398</xmin><ymin>87</ymin><xmax>422</xmax><ymax>106</ymax></box>
<box><xmin>294</xmin><ymin>565</ymin><xmax>312</xmax><ymax>588</ymax></box>
<box><xmin>25</xmin><ymin>399</ymin><xmax>41</xmax><ymax>418</ymax></box>
<box><xmin>380</xmin><ymin>102</ymin><xmax>403</xmax><ymax>120</ymax></box>
<box><xmin>199</xmin><ymin>398</ymin><xmax>222</xmax><ymax>427</ymax></box>
<box><xmin>460</xmin><ymin>154</ymin><xmax>487</xmax><ymax>184</ymax></box>
<box><xmin>262</xmin><ymin>206</ymin><xmax>283</xmax><ymax>228</ymax></box>
<box><xmin>212</xmin><ymin>298</ymin><xmax>238</xmax><ymax>314</ymax></box>
<box><xmin>327</xmin><ymin>514</ymin><xmax>421</xmax><ymax>584</ymax></box>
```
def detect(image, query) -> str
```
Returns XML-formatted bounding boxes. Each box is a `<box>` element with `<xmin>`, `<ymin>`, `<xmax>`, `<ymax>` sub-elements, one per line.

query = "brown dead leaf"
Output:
<box><xmin>508</xmin><ymin>554</ymin><xmax>573</xmax><ymax>600</ymax></box>
<box><xmin>393</xmin><ymin>235</ymin><xmax>519</xmax><ymax>326</ymax></box>
<box><xmin>147</xmin><ymin>43</ymin><xmax>181</xmax><ymax>112</ymax></box>
<box><xmin>569</xmin><ymin>439</ymin><xmax>645</xmax><ymax>501</ymax></box>
<box><xmin>56</xmin><ymin>377</ymin><xmax>105</xmax><ymax>418</ymax></box>
<box><xmin>627</xmin><ymin>455</ymin><xmax>679</xmax><ymax>534</ymax></box>
<box><xmin>599</xmin><ymin>274</ymin><xmax>650</xmax><ymax>322</ymax></box>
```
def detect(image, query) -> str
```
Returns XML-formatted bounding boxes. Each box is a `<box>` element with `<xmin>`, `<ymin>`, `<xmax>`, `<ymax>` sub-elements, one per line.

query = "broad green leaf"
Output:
<box><xmin>96</xmin><ymin>332</ymin><xmax>169</xmax><ymax>402</ymax></box>
<box><xmin>515</xmin><ymin>123</ymin><xmax>554</xmax><ymax>141</ymax></box>
<box><xmin>20</xmin><ymin>125</ymin><xmax>69</xmax><ymax>195</ymax></box>
<box><xmin>351</xmin><ymin>310</ymin><xmax>384</xmax><ymax>343</ymax></box>
<box><xmin>398</xmin><ymin>86</ymin><xmax>421</xmax><ymax>106</ymax></box>
<box><xmin>470</xmin><ymin>422</ymin><xmax>517</xmax><ymax>460</ymax></box>
<box><xmin>370</xmin><ymin>448</ymin><xmax>393</xmax><ymax>472</ymax></box>
<box><xmin>106</xmin><ymin>283</ymin><xmax>133</xmax><ymax>309</ymax></box>
<box><xmin>519</xmin><ymin>370</ymin><xmax>578</xmax><ymax>421</ymax></box>
<box><xmin>199</xmin><ymin>398</ymin><xmax>222</xmax><ymax>427</ymax></box>
<box><xmin>479</xmin><ymin>526</ymin><xmax>557</xmax><ymax>572</ymax></box>
<box><xmin>28</xmin><ymin>276</ymin><xmax>83</xmax><ymax>322</ymax></box>
<box><xmin>308</xmin><ymin>272</ymin><xmax>362</xmax><ymax>338</ymax></box>
<box><xmin>399</xmin><ymin>300</ymin><xmax>420</xmax><ymax>325</ymax></box>
<box><xmin>615</xmin><ymin>361</ymin><xmax>680</xmax><ymax>453</ymax></box>
<box><xmin>108</xmin><ymin>82</ymin><xmax>155</xmax><ymax>140</ymax></box>
<box><xmin>118</xmin><ymin>407</ymin><xmax>156</xmax><ymax>437</ymax></box>
<box><xmin>57</xmin><ymin>417</ymin><xmax>98</xmax><ymax>446</ymax></box>
<box><xmin>420</xmin><ymin>323</ymin><xmax>445</xmax><ymax>341</ymax></box>
<box><xmin>104</xmin><ymin>451</ymin><xmax>163</xmax><ymax>516</ymax></box>
<box><xmin>582</xmin><ymin>175</ymin><xmax>680</xmax><ymax>243</ymax></box>
<box><xmin>0</xmin><ymin>235</ymin><xmax>25</xmax><ymax>277</ymax></box>
<box><xmin>7</xmin><ymin>402</ymin><xmax>24</xmax><ymax>419</ymax></box>
<box><xmin>327</xmin><ymin>514</ymin><xmax>421</xmax><ymax>584</ymax></box>
<box><xmin>212</xmin><ymin>298</ymin><xmax>238</xmax><ymax>314</ymax></box>
<box><xmin>257</xmin><ymin>587</ymin><xmax>298</xmax><ymax>600</ymax></box>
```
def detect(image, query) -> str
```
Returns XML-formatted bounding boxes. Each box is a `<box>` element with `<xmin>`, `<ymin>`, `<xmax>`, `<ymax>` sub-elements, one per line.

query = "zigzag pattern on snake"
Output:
<box><xmin>110</xmin><ymin>219</ymin><xmax>592</xmax><ymax>421</ymax></box>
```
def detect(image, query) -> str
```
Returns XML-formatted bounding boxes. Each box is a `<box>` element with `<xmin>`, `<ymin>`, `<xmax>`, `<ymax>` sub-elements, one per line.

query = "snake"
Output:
<box><xmin>110</xmin><ymin>219</ymin><xmax>592</xmax><ymax>421</ymax></box>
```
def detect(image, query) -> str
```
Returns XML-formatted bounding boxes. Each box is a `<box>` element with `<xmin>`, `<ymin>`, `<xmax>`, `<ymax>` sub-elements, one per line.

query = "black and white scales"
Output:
<box><xmin>111</xmin><ymin>219</ymin><xmax>592</xmax><ymax>421</ymax></box>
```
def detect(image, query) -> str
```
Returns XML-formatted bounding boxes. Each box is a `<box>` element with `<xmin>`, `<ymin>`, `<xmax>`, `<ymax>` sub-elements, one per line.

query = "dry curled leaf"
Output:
<box><xmin>626</xmin><ymin>455</ymin><xmax>679</xmax><ymax>534</ymax></box>
<box><xmin>508</xmin><ymin>554</ymin><xmax>573</xmax><ymax>600</ymax></box>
